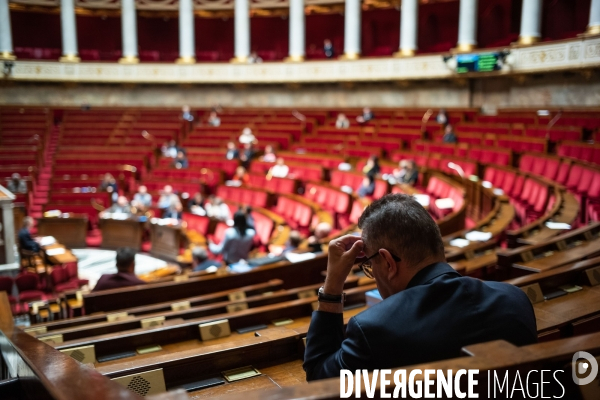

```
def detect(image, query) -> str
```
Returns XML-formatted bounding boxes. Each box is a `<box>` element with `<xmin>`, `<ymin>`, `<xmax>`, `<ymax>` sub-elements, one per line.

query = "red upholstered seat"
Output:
<box><xmin>15</xmin><ymin>273</ymin><xmax>46</xmax><ymax>302</ymax></box>
<box><xmin>65</xmin><ymin>262</ymin><xmax>89</xmax><ymax>287</ymax></box>
<box><xmin>50</xmin><ymin>266</ymin><xmax>79</xmax><ymax>293</ymax></box>
<box><xmin>182</xmin><ymin>213</ymin><xmax>210</xmax><ymax>235</ymax></box>
<box><xmin>0</xmin><ymin>277</ymin><xmax>17</xmax><ymax>304</ymax></box>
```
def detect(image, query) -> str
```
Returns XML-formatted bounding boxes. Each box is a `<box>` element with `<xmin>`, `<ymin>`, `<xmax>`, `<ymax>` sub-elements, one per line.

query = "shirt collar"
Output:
<box><xmin>406</xmin><ymin>262</ymin><xmax>460</xmax><ymax>290</ymax></box>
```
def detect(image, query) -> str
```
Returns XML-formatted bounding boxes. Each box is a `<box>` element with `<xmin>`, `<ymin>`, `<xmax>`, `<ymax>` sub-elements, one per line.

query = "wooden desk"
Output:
<box><xmin>99</xmin><ymin>218</ymin><xmax>144</xmax><ymax>250</ymax></box>
<box><xmin>514</xmin><ymin>239</ymin><xmax>600</xmax><ymax>273</ymax></box>
<box><xmin>37</xmin><ymin>215</ymin><xmax>88</xmax><ymax>248</ymax></box>
<box><xmin>42</xmin><ymin>243</ymin><xmax>78</xmax><ymax>265</ymax></box>
<box><xmin>150</xmin><ymin>222</ymin><xmax>182</xmax><ymax>260</ymax></box>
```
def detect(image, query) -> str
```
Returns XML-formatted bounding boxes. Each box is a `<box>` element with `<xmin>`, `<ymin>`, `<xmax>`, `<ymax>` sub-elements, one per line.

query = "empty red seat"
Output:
<box><xmin>15</xmin><ymin>273</ymin><xmax>46</xmax><ymax>303</ymax></box>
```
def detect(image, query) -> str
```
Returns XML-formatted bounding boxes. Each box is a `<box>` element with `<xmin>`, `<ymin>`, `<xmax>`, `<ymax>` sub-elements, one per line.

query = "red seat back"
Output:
<box><xmin>15</xmin><ymin>273</ymin><xmax>40</xmax><ymax>292</ymax></box>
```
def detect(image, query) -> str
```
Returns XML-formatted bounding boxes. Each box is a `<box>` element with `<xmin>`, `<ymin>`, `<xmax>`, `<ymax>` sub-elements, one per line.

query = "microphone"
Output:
<box><xmin>447</xmin><ymin>162</ymin><xmax>465</xmax><ymax>178</ymax></box>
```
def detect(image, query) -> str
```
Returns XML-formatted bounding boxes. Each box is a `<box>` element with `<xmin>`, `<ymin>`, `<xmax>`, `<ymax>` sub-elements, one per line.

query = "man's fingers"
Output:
<box><xmin>344</xmin><ymin>240</ymin><xmax>364</xmax><ymax>259</ymax></box>
<box><xmin>332</xmin><ymin>234</ymin><xmax>363</xmax><ymax>250</ymax></box>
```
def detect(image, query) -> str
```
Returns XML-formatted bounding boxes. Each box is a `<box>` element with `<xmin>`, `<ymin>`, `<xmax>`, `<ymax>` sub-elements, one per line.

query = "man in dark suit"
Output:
<box><xmin>18</xmin><ymin>217</ymin><xmax>40</xmax><ymax>252</ymax></box>
<box><xmin>303</xmin><ymin>194</ymin><xmax>537</xmax><ymax>381</ymax></box>
<box><xmin>93</xmin><ymin>247</ymin><xmax>146</xmax><ymax>292</ymax></box>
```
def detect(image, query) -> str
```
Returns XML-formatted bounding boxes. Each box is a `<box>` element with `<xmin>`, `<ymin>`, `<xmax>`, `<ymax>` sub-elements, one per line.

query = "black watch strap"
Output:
<box><xmin>318</xmin><ymin>286</ymin><xmax>346</xmax><ymax>303</ymax></box>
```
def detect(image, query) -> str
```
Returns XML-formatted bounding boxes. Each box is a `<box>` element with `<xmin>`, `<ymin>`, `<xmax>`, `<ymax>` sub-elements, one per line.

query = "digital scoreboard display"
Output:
<box><xmin>456</xmin><ymin>53</ymin><xmax>501</xmax><ymax>73</ymax></box>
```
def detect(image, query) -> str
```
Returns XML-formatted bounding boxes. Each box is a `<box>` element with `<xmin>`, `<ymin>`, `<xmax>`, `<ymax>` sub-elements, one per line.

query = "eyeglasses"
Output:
<box><xmin>359</xmin><ymin>250</ymin><xmax>401</xmax><ymax>279</ymax></box>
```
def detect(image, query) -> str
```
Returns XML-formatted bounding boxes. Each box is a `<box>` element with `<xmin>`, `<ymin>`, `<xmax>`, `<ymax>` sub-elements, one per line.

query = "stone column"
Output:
<box><xmin>119</xmin><ymin>0</ymin><xmax>139</xmax><ymax>63</ymax></box>
<box><xmin>177</xmin><ymin>0</ymin><xmax>195</xmax><ymax>63</ymax></box>
<box><xmin>287</xmin><ymin>0</ymin><xmax>305</xmax><ymax>61</ymax></box>
<box><xmin>343</xmin><ymin>0</ymin><xmax>361</xmax><ymax>59</ymax></box>
<box><xmin>518</xmin><ymin>0</ymin><xmax>543</xmax><ymax>45</ymax></box>
<box><xmin>233</xmin><ymin>0</ymin><xmax>250</xmax><ymax>62</ymax></box>
<box><xmin>59</xmin><ymin>0</ymin><xmax>80</xmax><ymax>62</ymax></box>
<box><xmin>0</xmin><ymin>186</ymin><xmax>16</xmax><ymax>265</ymax></box>
<box><xmin>587</xmin><ymin>0</ymin><xmax>600</xmax><ymax>35</ymax></box>
<box><xmin>456</xmin><ymin>0</ymin><xmax>478</xmax><ymax>52</ymax></box>
<box><xmin>0</xmin><ymin>0</ymin><xmax>15</xmax><ymax>60</ymax></box>
<box><xmin>395</xmin><ymin>0</ymin><xmax>418</xmax><ymax>57</ymax></box>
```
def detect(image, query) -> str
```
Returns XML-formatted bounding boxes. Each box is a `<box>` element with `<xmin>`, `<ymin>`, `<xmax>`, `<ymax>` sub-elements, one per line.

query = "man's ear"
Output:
<box><xmin>379</xmin><ymin>249</ymin><xmax>399</xmax><ymax>279</ymax></box>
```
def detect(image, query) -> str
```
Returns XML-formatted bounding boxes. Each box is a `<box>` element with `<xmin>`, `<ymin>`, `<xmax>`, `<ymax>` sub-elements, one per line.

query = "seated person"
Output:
<box><xmin>443</xmin><ymin>124</ymin><xmax>457</xmax><ymax>144</ymax></box>
<box><xmin>181</xmin><ymin>105</ymin><xmax>194</xmax><ymax>122</ymax></box>
<box><xmin>335</xmin><ymin>113</ymin><xmax>350</xmax><ymax>129</ymax></box>
<box><xmin>303</xmin><ymin>194</ymin><xmax>537</xmax><ymax>380</ymax></box>
<box><xmin>362</xmin><ymin>155</ymin><xmax>380</xmax><ymax>178</ymax></box>
<box><xmin>192</xmin><ymin>246</ymin><xmax>221</xmax><ymax>272</ymax></box>
<box><xmin>225</xmin><ymin>141</ymin><xmax>240</xmax><ymax>160</ymax></box>
<box><xmin>162</xmin><ymin>140</ymin><xmax>179</xmax><ymax>158</ymax></box>
<box><xmin>102</xmin><ymin>196</ymin><xmax>132</xmax><ymax>217</ymax></box>
<box><xmin>261</xmin><ymin>145</ymin><xmax>277</xmax><ymax>163</ymax></box>
<box><xmin>269</xmin><ymin>158</ymin><xmax>289</xmax><ymax>179</ymax></box>
<box><xmin>248</xmin><ymin>51</ymin><xmax>263</xmax><ymax>64</ymax></box>
<box><xmin>18</xmin><ymin>216</ymin><xmax>40</xmax><ymax>252</ymax></box>
<box><xmin>208</xmin><ymin>211</ymin><xmax>256</xmax><ymax>264</ymax></box>
<box><xmin>283</xmin><ymin>230</ymin><xmax>303</xmax><ymax>254</ymax></box>
<box><xmin>207</xmin><ymin>111</ymin><xmax>221</xmax><ymax>127</ymax></box>
<box><xmin>356</xmin><ymin>107</ymin><xmax>374</xmax><ymax>124</ymax></box>
<box><xmin>93</xmin><ymin>247</ymin><xmax>146</xmax><ymax>291</ymax></box>
<box><xmin>188</xmin><ymin>192</ymin><xmax>206</xmax><ymax>216</ymax></box>
<box><xmin>132</xmin><ymin>185</ymin><xmax>152</xmax><ymax>212</ymax></box>
<box><xmin>392</xmin><ymin>160</ymin><xmax>409</xmax><ymax>183</ymax></box>
<box><xmin>241</xmin><ymin>205</ymin><xmax>255</xmax><ymax>230</ymax></box>
<box><xmin>240</xmin><ymin>143</ymin><xmax>256</xmax><ymax>170</ymax></box>
<box><xmin>158</xmin><ymin>185</ymin><xmax>182</xmax><ymax>219</ymax></box>
<box><xmin>7</xmin><ymin>173</ymin><xmax>27</xmax><ymax>194</ymax></box>
<box><xmin>173</xmin><ymin>150</ymin><xmax>189</xmax><ymax>169</ymax></box>
<box><xmin>357</xmin><ymin>176</ymin><xmax>376</xmax><ymax>198</ymax></box>
<box><xmin>239</xmin><ymin>127</ymin><xmax>256</xmax><ymax>145</ymax></box>
<box><xmin>436</xmin><ymin>108</ymin><xmax>448</xmax><ymax>125</ymax></box>
<box><xmin>401</xmin><ymin>160</ymin><xmax>419</xmax><ymax>186</ymax></box>
<box><xmin>307</xmin><ymin>222</ymin><xmax>332</xmax><ymax>253</ymax></box>
<box><xmin>205</xmin><ymin>196</ymin><xmax>230</xmax><ymax>221</ymax></box>
<box><xmin>99</xmin><ymin>173</ymin><xmax>118</xmax><ymax>202</ymax></box>
<box><xmin>232</xmin><ymin>166</ymin><xmax>249</xmax><ymax>184</ymax></box>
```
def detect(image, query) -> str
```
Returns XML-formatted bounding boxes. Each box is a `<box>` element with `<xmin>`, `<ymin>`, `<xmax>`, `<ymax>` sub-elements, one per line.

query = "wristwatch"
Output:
<box><xmin>318</xmin><ymin>286</ymin><xmax>346</xmax><ymax>303</ymax></box>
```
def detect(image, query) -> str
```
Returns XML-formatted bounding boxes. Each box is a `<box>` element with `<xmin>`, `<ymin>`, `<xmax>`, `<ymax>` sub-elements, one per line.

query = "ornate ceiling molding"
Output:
<box><xmin>7</xmin><ymin>37</ymin><xmax>600</xmax><ymax>85</ymax></box>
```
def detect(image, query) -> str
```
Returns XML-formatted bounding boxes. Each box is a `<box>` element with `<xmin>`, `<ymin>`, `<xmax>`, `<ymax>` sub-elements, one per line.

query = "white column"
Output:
<box><xmin>234</xmin><ymin>0</ymin><xmax>250</xmax><ymax>62</ymax></box>
<box><xmin>457</xmin><ymin>0</ymin><xmax>478</xmax><ymax>51</ymax></box>
<box><xmin>396</xmin><ymin>0</ymin><xmax>418</xmax><ymax>57</ymax></box>
<box><xmin>0</xmin><ymin>0</ymin><xmax>15</xmax><ymax>60</ymax></box>
<box><xmin>518</xmin><ymin>0</ymin><xmax>543</xmax><ymax>45</ymax></box>
<box><xmin>59</xmin><ymin>0</ymin><xmax>79</xmax><ymax>62</ymax></box>
<box><xmin>119</xmin><ymin>0</ymin><xmax>138</xmax><ymax>63</ymax></box>
<box><xmin>177</xmin><ymin>0</ymin><xmax>195</xmax><ymax>63</ymax></box>
<box><xmin>287</xmin><ymin>0</ymin><xmax>305</xmax><ymax>61</ymax></box>
<box><xmin>587</xmin><ymin>0</ymin><xmax>600</xmax><ymax>35</ymax></box>
<box><xmin>343</xmin><ymin>0</ymin><xmax>361</xmax><ymax>59</ymax></box>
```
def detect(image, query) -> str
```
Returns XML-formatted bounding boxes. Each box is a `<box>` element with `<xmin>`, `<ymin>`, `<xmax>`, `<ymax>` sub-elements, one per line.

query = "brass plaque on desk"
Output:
<box><xmin>106</xmin><ymin>312</ymin><xmax>129</xmax><ymax>322</ymax></box>
<box><xmin>297</xmin><ymin>289</ymin><xmax>317</xmax><ymax>299</ymax></box>
<box><xmin>584</xmin><ymin>231</ymin><xmax>593</xmax><ymax>241</ymax></box>
<box><xmin>585</xmin><ymin>266</ymin><xmax>600</xmax><ymax>286</ymax></box>
<box><xmin>60</xmin><ymin>345</ymin><xmax>96</xmax><ymax>364</ymax></box>
<box><xmin>521</xmin><ymin>283</ymin><xmax>544</xmax><ymax>304</ymax></box>
<box><xmin>171</xmin><ymin>300</ymin><xmax>191</xmax><ymax>311</ymax></box>
<box><xmin>24</xmin><ymin>326</ymin><xmax>47</xmax><ymax>336</ymax></box>
<box><xmin>226</xmin><ymin>302</ymin><xmax>248</xmax><ymax>313</ymax></box>
<box><xmin>222</xmin><ymin>366</ymin><xmax>261</xmax><ymax>382</ymax></box>
<box><xmin>228</xmin><ymin>291</ymin><xmax>246</xmax><ymax>302</ymax></box>
<box><xmin>140</xmin><ymin>316</ymin><xmax>166</xmax><ymax>329</ymax></box>
<box><xmin>136</xmin><ymin>345</ymin><xmax>162</xmax><ymax>355</ymax></box>
<box><xmin>39</xmin><ymin>334</ymin><xmax>64</xmax><ymax>345</ymax></box>
<box><xmin>174</xmin><ymin>274</ymin><xmax>189</xmax><ymax>282</ymax></box>
<box><xmin>199</xmin><ymin>319</ymin><xmax>231</xmax><ymax>341</ymax></box>
<box><xmin>112</xmin><ymin>368</ymin><xmax>166</xmax><ymax>396</ymax></box>
<box><xmin>521</xmin><ymin>250</ymin><xmax>534</xmax><ymax>263</ymax></box>
<box><xmin>272</xmin><ymin>318</ymin><xmax>294</xmax><ymax>326</ymax></box>
<box><xmin>556</xmin><ymin>240</ymin><xmax>567</xmax><ymax>251</ymax></box>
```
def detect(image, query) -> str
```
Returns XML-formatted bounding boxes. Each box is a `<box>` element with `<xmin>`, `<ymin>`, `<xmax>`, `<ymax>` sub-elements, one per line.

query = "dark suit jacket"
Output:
<box><xmin>92</xmin><ymin>272</ymin><xmax>146</xmax><ymax>292</ymax></box>
<box><xmin>18</xmin><ymin>228</ymin><xmax>40</xmax><ymax>252</ymax></box>
<box><xmin>303</xmin><ymin>262</ymin><xmax>537</xmax><ymax>381</ymax></box>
